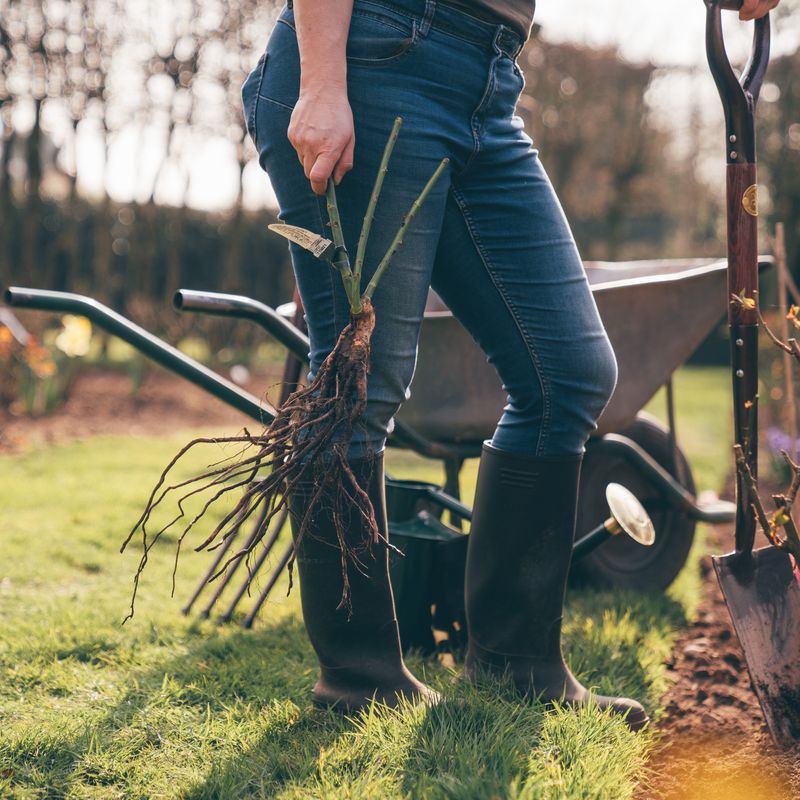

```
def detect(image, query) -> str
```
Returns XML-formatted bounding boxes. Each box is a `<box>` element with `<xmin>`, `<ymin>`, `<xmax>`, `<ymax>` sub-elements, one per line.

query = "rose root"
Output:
<box><xmin>121</xmin><ymin>297</ymin><xmax>396</xmax><ymax>622</ymax></box>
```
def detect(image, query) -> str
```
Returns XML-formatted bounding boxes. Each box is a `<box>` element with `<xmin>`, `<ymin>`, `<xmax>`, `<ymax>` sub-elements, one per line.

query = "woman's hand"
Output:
<box><xmin>290</xmin><ymin>0</ymin><xmax>355</xmax><ymax>195</ymax></box>
<box><xmin>288</xmin><ymin>89</ymin><xmax>355</xmax><ymax>195</ymax></box>
<box><xmin>739</xmin><ymin>0</ymin><xmax>780</xmax><ymax>20</ymax></box>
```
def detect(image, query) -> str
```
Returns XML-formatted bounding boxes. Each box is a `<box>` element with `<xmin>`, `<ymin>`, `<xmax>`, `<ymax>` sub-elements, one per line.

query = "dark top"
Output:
<box><xmin>443</xmin><ymin>0</ymin><xmax>535</xmax><ymax>41</ymax></box>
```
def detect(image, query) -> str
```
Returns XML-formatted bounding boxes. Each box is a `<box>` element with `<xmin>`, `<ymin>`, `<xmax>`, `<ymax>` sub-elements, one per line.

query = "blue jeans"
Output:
<box><xmin>242</xmin><ymin>0</ymin><xmax>617</xmax><ymax>458</ymax></box>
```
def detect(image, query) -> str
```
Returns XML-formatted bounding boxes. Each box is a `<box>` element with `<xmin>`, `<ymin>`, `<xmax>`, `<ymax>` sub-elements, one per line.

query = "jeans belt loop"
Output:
<box><xmin>494</xmin><ymin>25</ymin><xmax>522</xmax><ymax>58</ymax></box>
<box><xmin>419</xmin><ymin>0</ymin><xmax>435</xmax><ymax>37</ymax></box>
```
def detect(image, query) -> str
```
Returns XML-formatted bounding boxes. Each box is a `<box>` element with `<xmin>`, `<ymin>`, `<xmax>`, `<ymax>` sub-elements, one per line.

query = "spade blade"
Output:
<box><xmin>268</xmin><ymin>224</ymin><xmax>336</xmax><ymax>261</ymax></box>
<box><xmin>713</xmin><ymin>544</ymin><xmax>800</xmax><ymax>749</ymax></box>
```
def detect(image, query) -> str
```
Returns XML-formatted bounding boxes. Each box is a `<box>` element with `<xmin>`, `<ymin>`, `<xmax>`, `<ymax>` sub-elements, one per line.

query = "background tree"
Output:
<box><xmin>1</xmin><ymin>0</ymin><xmax>798</xmax><ymax>365</ymax></box>
<box><xmin>518</xmin><ymin>34</ymin><xmax>717</xmax><ymax>262</ymax></box>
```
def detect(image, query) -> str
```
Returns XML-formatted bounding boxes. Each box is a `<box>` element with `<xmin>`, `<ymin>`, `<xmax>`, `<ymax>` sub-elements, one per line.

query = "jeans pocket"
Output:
<box><xmin>346</xmin><ymin>3</ymin><xmax>418</xmax><ymax>65</ymax></box>
<box><xmin>241</xmin><ymin>51</ymin><xmax>267</xmax><ymax>148</ymax></box>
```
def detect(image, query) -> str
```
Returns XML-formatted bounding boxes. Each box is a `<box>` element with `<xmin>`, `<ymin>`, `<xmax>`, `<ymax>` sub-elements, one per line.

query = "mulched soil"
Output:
<box><xmin>3</xmin><ymin>368</ymin><xmax>799</xmax><ymax>797</ymax></box>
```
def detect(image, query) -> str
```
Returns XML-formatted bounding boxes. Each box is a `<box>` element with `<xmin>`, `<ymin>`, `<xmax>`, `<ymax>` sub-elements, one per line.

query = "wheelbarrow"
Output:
<box><xmin>5</xmin><ymin>249</ymin><xmax>765</xmax><ymax>649</ymax></box>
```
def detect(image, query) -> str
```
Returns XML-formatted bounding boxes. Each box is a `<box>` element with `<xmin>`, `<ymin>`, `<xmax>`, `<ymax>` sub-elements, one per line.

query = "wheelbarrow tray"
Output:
<box><xmin>397</xmin><ymin>257</ymin><xmax>772</xmax><ymax>443</ymax></box>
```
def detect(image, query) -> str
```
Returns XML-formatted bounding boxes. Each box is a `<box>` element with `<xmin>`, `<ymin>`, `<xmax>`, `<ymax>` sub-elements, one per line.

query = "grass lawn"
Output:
<box><xmin>0</xmin><ymin>366</ymin><xmax>731</xmax><ymax>799</ymax></box>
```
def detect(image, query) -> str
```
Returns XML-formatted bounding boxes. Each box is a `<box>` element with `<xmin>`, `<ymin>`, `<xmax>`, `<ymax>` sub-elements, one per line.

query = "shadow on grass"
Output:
<box><xmin>6</xmin><ymin>616</ymin><xmax>351</xmax><ymax>798</ymax></box>
<box><xmin>5</xmin><ymin>585</ymin><xmax>689</xmax><ymax>798</ymax></box>
<box><xmin>567</xmin><ymin>587</ymin><xmax>690</xmax><ymax>710</ymax></box>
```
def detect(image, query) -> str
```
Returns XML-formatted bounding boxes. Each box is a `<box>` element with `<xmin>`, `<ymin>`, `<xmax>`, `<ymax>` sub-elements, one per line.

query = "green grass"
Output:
<box><xmin>0</xmin><ymin>366</ymin><xmax>731</xmax><ymax>799</ymax></box>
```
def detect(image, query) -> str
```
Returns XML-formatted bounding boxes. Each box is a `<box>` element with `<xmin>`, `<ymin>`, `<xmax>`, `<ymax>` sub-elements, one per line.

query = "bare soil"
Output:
<box><xmin>645</xmin><ymin>511</ymin><xmax>800</xmax><ymax>799</ymax></box>
<box><xmin>0</xmin><ymin>366</ymin><xmax>280</xmax><ymax>454</ymax></box>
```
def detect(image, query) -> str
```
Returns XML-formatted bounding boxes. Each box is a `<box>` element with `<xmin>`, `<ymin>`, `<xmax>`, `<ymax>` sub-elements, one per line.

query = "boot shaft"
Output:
<box><xmin>465</xmin><ymin>443</ymin><xmax>583</xmax><ymax>660</ymax></box>
<box><xmin>286</xmin><ymin>453</ymin><xmax>434</xmax><ymax>707</ymax></box>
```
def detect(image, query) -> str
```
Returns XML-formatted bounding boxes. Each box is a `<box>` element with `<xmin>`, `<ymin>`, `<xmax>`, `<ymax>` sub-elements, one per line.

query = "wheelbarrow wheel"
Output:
<box><xmin>570</xmin><ymin>411</ymin><xmax>696</xmax><ymax>592</ymax></box>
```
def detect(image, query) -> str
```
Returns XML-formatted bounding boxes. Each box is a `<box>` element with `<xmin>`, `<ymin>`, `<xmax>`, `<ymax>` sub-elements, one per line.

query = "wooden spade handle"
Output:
<box><xmin>727</xmin><ymin>163</ymin><xmax>759</xmax><ymax>326</ymax></box>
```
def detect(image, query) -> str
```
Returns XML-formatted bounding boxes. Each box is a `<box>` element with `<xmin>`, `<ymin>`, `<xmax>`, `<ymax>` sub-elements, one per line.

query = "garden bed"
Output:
<box><xmin>645</xmin><ymin>515</ymin><xmax>800</xmax><ymax>799</ymax></box>
<box><xmin>0</xmin><ymin>366</ymin><xmax>279</xmax><ymax>454</ymax></box>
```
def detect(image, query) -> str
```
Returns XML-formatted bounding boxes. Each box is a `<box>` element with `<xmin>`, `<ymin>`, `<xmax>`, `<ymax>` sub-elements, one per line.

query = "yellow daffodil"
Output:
<box><xmin>55</xmin><ymin>315</ymin><xmax>92</xmax><ymax>358</ymax></box>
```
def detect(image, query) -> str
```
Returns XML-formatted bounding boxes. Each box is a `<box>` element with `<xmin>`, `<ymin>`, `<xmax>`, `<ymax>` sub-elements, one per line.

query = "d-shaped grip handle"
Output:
<box><xmin>706</xmin><ymin>0</ymin><xmax>771</xmax><ymax>164</ymax></box>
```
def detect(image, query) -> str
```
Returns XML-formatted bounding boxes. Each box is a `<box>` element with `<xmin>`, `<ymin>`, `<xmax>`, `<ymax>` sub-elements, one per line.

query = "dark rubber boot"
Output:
<box><xmin>288</xmin><ymin>452</ymin><xmax>439</xmax><ymax>712</ymax></box>
<box><xmin>464</xmin><ymin>442</ymin><xmax>649</xmax><ymax>732</ymax></box>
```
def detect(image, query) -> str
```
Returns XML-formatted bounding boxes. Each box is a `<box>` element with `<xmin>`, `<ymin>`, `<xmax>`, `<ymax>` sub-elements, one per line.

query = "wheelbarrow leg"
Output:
<box><xmin>197</xmin><ymin>499</ymin><xmax>270</xmax><ymax>619</ymax></box>
<box><xmin>218</xmin><ymin>506</ymin><xmax>289</xmax><ymax>623</ymax></box>
<box><xmin>665</xmin><ymin>376</ymin><xmax>687</xmax><ymax>486</ymax></box>
<box><xmin>182</xmin><ymin>291</ymin><xmax>307</xmax><ymax>621</ymax></box>
<box><xmin>241</xmin><ymin>541</ymin><xmax>295</xmax><ymax>629</ymax></box>
<box><xmin>444</xmin><ymin>457</ymin><xmax>464</xmax><ymax>530</ymax></box>
<box><xmin>182</xmin><ymin>501</ymin><xmax>251</xmax><ymax>615</ymax></box>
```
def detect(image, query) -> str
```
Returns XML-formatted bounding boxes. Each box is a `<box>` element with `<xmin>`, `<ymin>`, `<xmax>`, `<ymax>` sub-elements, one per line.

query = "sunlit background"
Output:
<box><xmin>1</xmin><ymin>0</ymin><xmax>799</xmax><ymax>373</ymax></box>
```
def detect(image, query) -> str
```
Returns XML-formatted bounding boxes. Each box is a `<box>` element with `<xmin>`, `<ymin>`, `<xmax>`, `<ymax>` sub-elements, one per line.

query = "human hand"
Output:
<box><xmin>739</xmin><ymin>0</ymin><xmax>780</xmax><ymax>20</ymax></box>
<box><xmin>288</xmin><ymin>89</ymin><xmax>355</xmax><ymax>195</ymax></box>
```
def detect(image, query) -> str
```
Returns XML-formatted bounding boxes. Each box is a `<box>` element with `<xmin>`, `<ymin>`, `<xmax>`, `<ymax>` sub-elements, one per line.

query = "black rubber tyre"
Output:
<box><xmin>570</xmin><ymin>412</ymin><xmax>697</xmax><ymax>592</ymax></box>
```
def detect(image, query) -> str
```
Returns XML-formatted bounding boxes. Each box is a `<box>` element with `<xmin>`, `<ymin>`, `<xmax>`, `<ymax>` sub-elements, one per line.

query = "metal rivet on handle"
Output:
<box><xmin>736</xmin><ymin>369</ymin><xmax>744</xmax><ymax>378</ymax></box>
<box><xmin>731</xmin><ymin>151</ymin><xmax>738</xmax><ymax>160</ymax></box>
<box><xmin>729</xmin><ymin>134</ymin><xmax>737</xmax><ymax>143</ymax></box>
<box><xmin>736</xmin><ymin>338</ymin><xmax>744</xmax><ymax>346</ymax></box>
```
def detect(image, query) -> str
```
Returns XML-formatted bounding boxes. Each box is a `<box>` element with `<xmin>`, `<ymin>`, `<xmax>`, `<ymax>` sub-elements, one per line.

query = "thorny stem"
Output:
<box><xmin>729</xmin><ymin>252</ymin><xmax>800</xmax><ymax>565</ymax></box>
<box><xmin>734</xmin><ymin>443</ymin><xmax>800</xmax><ymax>563</ymax></box>
<box><xmin>325</xmin><ymin>180</ymin><xmax>361</xmax><ymax>313</ymax></box>
<box><xmin>751</xmin><ymin>291</ymin><xmax>800</xmax><ymax>368</ymax></box>
<box><xmin>364</xmin><ymin>157</ymin><xmax>449</xmax><ymax>300</ymax></box>
<box><xmin>772</xmin><ymin>495</ymin><xmax>800</xmax><ymax>560</ymax></box>
<box><xmin>354</xmin><ymin>117</ymin><xmax>402</xmax><ymax>286</ymax></box>
<box><xmin>782</xmin><ymin>450</ymin><xmax>800</xmax><ymax>513</ymax></box>
<box><xmin>757</xmin><ymin>303</ymin><xmax>794</xmax><ymax>356</ymax></box>
<box><xmin>325</xmin><ymin>179</ymin><xmax>348</xmax><ymax>266</ymax></box>
<box><xmin>733</xmin><ymin>443</ymin><xmax>773</xmax><ymax>538</ymax></box>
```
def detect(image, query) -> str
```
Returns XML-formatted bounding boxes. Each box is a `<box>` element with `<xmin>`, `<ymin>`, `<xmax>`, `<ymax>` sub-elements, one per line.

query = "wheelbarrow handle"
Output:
<box><xmin>174</xmin><ymin>289</ymin><xmax>310</xmax><ymax>363</ymax></box>
<box><xmin>4</xmin><ymin>286</ymin><xmax>276</xmax><ymax>425</ymax></box>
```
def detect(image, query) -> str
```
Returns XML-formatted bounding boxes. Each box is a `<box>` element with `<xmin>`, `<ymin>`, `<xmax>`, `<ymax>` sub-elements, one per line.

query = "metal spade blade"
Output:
<box><xmin>714</xmin><ymin>546</ymin><xmax>800</xmax><ymax>748</ymax></box>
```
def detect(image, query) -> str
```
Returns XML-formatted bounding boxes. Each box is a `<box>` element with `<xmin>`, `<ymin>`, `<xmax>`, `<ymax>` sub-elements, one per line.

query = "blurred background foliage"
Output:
<box><xmin>0</xmin><ymin>0</ymin><xmax>799</xmax><ymax>362</ymax></box>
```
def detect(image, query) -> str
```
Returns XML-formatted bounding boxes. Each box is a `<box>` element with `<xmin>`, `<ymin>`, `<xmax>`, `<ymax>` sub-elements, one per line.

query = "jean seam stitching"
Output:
<box><xmin>459</xmin><ymin>54</ymin><xmax>499</xmax><ymax>178</ymax></box>
<box><xmin>257</xmin><ymin>94</ymin><xmax>293</xmax><ymax>112</ymax></box>
<box><xmin>250</xmin><ymin>54</ymin><xmax>269</xmax><ymax>149</ymax></box>
<box><xmin>449</xmin><ymin>184</ymin><xmax>552</xmax><ymax>455</ymax></box>
<box><xmin>347</xmin><ymin>18</ymin><xmax>419</xmax><ymax>66</ymax></box>
<box><xmin>351</xmin><ymin>7</ymin><xmax>413</xmax><ymax>35</ymax></box>
<box><xmin>429</xmin><ymin>24</ymin><xmax>485</xmax><ymax>47</ymax></box>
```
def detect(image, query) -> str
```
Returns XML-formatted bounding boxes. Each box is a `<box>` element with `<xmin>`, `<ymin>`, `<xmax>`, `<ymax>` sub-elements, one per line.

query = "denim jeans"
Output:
<box><xmin>241</xmin><ymin>0</ymin><xmax>618</xmax><ymax>458</ymax></box>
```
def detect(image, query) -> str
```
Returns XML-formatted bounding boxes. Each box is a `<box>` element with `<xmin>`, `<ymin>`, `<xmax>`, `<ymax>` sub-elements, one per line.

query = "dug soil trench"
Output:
<box><xmin>645</xmin><ymin>511</ymin><xmax>800</xmax><ymax>800</ymax></box>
